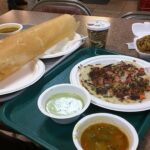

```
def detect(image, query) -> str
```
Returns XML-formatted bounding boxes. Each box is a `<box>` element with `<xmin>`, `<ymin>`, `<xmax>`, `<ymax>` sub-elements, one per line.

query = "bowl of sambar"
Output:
<box><xmin>72</xmin><ymin>113</ymin><xmax>139</xmax><ymax>150</ymax></box>
<box><xmin>0</xmin><ymin>23</ymin><xmax>23</xmax><ymax>38</ymax></box>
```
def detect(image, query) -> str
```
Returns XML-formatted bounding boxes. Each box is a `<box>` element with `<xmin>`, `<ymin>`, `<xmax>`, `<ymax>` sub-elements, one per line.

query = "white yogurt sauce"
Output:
<box><xmin>46</xmin><ymin>93</ymin><xmax>83</xmax><ymax>116</ymax></box>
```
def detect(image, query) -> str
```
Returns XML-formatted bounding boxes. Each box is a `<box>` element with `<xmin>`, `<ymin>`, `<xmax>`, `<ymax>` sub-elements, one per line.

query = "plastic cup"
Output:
<box><xmin>87</xmin><ymin>20</ymin><xmax>110</xmax><ymax>48</ymax></box>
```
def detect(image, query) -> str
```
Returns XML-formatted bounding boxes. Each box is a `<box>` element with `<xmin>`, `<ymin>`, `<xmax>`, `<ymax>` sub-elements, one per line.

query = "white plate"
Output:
<box><xmin>40</xmin><ymin>33</ymin><xmax>83</xmax><ymax>59</ymax></box>
<box><xmin>70</xmin><ymin>55</ymin><xmax>150</xmax><ymax>112</ymax></box>
<box><xmin>0</xmin><ymin>60</ymin><xmax>45</xmax><ymax>95</ymax></box>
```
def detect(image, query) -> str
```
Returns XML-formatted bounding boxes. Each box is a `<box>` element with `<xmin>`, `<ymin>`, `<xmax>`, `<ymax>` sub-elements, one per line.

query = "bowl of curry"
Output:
<box><xmin>72</xmin><ymin>113</ymin><xmax>139</xmax><ymax>150</ymax></box>
<box><xmin>134</xmin><ymin>35</ymin><xmax>150</xmax><ymax>60</ymax></box>
<box><xmin>0</xmin><ymin>23</ymin><xmax>23</xmax><ymax>38</ymax></box>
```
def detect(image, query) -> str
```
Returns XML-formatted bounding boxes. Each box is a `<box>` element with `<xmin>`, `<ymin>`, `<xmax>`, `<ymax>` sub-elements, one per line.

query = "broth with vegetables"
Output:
<box><xmin>81</xmin><ymin>123</ymin><xmax>129</xmax><ymax>150</ymax></box>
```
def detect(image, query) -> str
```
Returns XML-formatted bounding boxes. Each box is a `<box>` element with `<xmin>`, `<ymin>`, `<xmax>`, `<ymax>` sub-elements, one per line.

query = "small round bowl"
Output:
<box><xmin>134</xmin><ymin>35</ymin><xmax>150</xmax><ymax>61</ymax></box>
<box><xmin>73</xmin><ymin>113</ymin><xmax>139</xmax><ymax>150</ymax></box>
<box><xmin>0</xmin><ymin>23</ymin><xmax>23</xmax><ymax>38</ymax></box>
<box><xmin>37</xmin><ymin>84</ymin><xmax>91</xmax><ymax>124</ymax></box>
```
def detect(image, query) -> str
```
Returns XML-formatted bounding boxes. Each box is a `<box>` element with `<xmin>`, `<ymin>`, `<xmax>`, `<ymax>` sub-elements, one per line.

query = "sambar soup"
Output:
<box><xmin>81</xmin><ymin>123</ymin><xmax>129</xmax><ymax>150</ymax></box>
<box><xmin>0</xmin><ymin>26</ymin><xmax>20</xmax><ymax>33</ymax></box>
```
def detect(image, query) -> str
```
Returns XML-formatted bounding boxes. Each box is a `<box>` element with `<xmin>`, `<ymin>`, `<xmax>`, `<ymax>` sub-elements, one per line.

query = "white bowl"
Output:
<box><xmin>73</xmin><ymin>113</ymin><xmax>139</xmax><ymax>150</ymax></box>
<box><xmin>0</xmin><ymin>23</ymin><xmax>23</xmax><ymax>38</ymax></box>
<box><xmin>134</xmin><ymin>35</ymin><xmax>150</xmax><ymax>61</ymax></box>
<box><xmin>37</xmin><ymin>84</ymin><xmax>91</xmax><ymax>124</ymax></box>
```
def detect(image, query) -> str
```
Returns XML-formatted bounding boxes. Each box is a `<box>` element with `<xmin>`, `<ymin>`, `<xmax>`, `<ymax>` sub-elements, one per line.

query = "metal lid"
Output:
<box><xmin>87</xmin><ymin>20</ymin><xmax>110</xmax><ymax>31</ymax></box>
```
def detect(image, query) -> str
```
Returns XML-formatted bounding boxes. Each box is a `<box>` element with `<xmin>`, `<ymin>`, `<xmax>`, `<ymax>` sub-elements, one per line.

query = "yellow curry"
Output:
<box><xmin>81</xmin><ymin>123</ymin><xmax>129</xmax><ymax>150</ymax></box>
<box><xmin>0</xmin><ymin>26</ymin><xmax>19</xmax><ymax>33</ymax></box>
<box><xmin>136</xmin><ymin>35</ymin><xmax>150</xmax><ymax>52</ymax></box>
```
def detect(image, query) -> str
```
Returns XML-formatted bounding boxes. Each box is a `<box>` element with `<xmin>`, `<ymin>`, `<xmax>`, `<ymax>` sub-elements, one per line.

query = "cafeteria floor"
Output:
<box><xmin>1</xmin><ymin>0</ymin><xmax>150</xmax><ymax>150</ymax></box>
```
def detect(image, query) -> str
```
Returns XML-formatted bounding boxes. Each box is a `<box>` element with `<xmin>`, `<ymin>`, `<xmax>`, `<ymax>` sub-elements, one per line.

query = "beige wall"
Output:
<box><xmin>0</xmin><ymin>0</ymin><xmax>8</xmax><ymax>15</ymax></box>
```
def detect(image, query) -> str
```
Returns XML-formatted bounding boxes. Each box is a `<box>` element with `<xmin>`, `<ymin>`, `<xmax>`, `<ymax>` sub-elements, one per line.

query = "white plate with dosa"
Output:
<box><xmin>70</xmin><ymin>55</ymin><xmax>150</xmax><ymax>112</ymax></box>
<box><xmin>40</xmin><ymin>33</ymin><xmax>83</xmax><ymax>59</ymax></box>
<box><xmin>0</xmin><ymin>60</ymin><xmax>45</xmax><ymax>95</ymax></box>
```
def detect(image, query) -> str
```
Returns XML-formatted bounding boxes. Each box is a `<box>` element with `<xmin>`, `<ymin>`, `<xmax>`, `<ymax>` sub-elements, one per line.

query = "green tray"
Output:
<box><xmin>0</xmin><ymin>48</ymin><xmax>150</xmax><ymax>150</ymax></box>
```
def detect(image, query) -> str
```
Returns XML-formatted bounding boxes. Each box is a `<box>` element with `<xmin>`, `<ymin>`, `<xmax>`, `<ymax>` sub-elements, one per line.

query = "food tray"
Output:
<box><xmin>0</xmin><ymin>48</ymin><xmax>150</xmax><ymax>150</ymax></box>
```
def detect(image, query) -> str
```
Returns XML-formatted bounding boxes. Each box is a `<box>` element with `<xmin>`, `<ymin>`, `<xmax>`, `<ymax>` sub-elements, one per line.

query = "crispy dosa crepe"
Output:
<box><xmin>0</xmin><ymin>14</ymin><xmax>78</xmax><ymax>81</ymax></box>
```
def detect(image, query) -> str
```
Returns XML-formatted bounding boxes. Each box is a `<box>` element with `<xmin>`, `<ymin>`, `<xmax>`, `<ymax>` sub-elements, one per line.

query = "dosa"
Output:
<box><xmin>0</xmin><ymin>14</ymin><xmax>78</xmax><ymax>81</ymax></box>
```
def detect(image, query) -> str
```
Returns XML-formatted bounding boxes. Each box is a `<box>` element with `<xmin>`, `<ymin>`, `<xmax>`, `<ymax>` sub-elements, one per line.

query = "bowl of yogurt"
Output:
<box><xmin>37</xmin><ymin>84</ymin><xmax>91</xmax><ymax>124</ymax></box>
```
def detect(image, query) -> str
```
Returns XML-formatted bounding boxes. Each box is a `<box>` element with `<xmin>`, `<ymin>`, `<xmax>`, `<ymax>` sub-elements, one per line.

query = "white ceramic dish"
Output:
<box><xmin>73</xmin><ymin>113</ymin><xmax>139</xmax><ymax>150</ymax></box>
<box><xmin>134</xmin><ymin>36</ymin><xmax>150</xmax><ymax>61</ymax></box>
<box><xmin>40</xmin><ymin>33</ymin><xmax>83</xmax><ymax>59</ymax></box>
<box><xmin>70</xmin><ymin>55</ymin><xmax>150</xmax><ymax>112</ymax></box>
<box><xmin>37</xmin><ymin>84</ymin><xmax>91</xmax><ymax>124</ymax></box>
<box><xmin>0</xmin><ymin>60</ymin><xmax>45</xmax><ymax>95</ymax></box>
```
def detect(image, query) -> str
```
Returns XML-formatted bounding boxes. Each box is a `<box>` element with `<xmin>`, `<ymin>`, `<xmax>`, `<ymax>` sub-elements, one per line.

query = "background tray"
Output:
<box><xmin>0</xmin><ymin>48</ymin><xmax>150</xmax><ymax>150</ymax></box>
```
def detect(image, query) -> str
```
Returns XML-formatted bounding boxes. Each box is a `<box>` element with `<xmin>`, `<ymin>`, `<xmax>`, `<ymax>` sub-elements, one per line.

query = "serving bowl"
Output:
<box><xmin>37</xmin><ymin>84</ymin><xmax>91</xmax><ymax>124</ymax></box>
<box><xmin>73</xmin><ymin>113</ymin><xmax>139</xmax><ymax>150</ymax></box>
<box><xmin>0</xmin><ymin>23</ymin><xmax>23</xmax><ymax>38</ymax></box>
<box><xmin>134</xmin><ymin>35</ymin><xmax>150</xmax><ymax>61</ymax></box>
